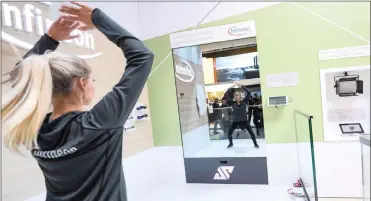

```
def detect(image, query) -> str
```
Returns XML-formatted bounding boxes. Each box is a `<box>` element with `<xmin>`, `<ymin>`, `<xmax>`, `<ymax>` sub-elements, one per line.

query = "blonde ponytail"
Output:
<box><xmin>2</xmin><ymin>55</ymin><xmax>53</xmax><ymax>152</ymax></box>
<box><xmin>2</xmin><ymin>51</ymin><xmax>91</xmax><ymax>152</ymax></box>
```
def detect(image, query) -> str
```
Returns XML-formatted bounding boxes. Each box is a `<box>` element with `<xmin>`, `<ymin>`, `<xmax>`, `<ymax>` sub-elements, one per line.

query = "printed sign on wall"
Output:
<box><xmin>320</xmin><ymin>65</ymin><xmax>370</xmax><ymax>141</ymax></box>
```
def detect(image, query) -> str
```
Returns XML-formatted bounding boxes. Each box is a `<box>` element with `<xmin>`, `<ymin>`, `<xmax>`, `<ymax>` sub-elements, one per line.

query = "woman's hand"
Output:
<box><xmin>59</xmin><ymin>2</ymin><xmax>95</xmax><ymax>31</ymax></box>
<box><xmin>47</xmin><ymin>16</ymin><xmax>80</xmax><ymax>41</ymax></box>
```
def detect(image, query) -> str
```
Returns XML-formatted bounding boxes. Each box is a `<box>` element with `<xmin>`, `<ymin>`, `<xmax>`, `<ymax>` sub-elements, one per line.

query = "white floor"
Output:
<box><xmin>25</xmin><ymin>147</ymin><xmax>296</xmax><ymax>201</ymax></box>
<box><xmin>19</xmin><ymin>146</ymin><xmax>368</xmax><ymax>201</ymax></box>
<box><xmin>182</xmin><ymin>124</ymin><xmax>266</xmax><ymax>158</ymax></box>
<box><xmin>196</xmin><ymin>139</ymin><xmax>267</xmax><ymax>157</ymax></box>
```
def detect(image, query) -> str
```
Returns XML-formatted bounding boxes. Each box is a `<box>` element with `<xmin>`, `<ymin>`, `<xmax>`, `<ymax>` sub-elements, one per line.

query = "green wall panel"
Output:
<box><xmin>144</xmin><ymin>35</ymin><xmax>182</xmax><ymax>146</ymax></box>
<box><xmin>144</xmin><ymin>2</ymin><xmax>370</xmax><ymax>146</ymax></box>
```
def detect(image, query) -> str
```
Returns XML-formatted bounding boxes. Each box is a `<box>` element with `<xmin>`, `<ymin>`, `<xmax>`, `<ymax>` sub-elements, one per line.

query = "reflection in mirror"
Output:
<box><xmin>208</xmin><ymin>85</ymin><xmax>264</xmax><ymax>142</ymax></box>
<box><xmin>173</xmin><ymin>38</ymin><xmax>267</xmax><ymax>158</ymax></box>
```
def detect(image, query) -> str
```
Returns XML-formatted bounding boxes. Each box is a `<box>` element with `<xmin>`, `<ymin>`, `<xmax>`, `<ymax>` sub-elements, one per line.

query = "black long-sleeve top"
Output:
<box><xmin>223</xmin><ymin>85</ymin><xmax>252</xmax><ymax>122</ymax></box>
<box><xmin>28</xmin><ymin>8</ymin><xmax>153</xmax><ymax>201</ymax></box>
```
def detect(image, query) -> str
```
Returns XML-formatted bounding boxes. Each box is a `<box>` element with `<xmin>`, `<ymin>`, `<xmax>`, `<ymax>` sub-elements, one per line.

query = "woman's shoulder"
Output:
<box><xmin>75</xmin><ymin>111</ymin><xmax>125</xmax><ymax>131</ymax></box>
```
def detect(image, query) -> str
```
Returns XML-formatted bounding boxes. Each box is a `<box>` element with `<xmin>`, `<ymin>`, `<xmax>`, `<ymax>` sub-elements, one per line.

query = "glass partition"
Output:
<box><xmin>294</xmin><ymin>110</ymin><xmax>318</xmax><ymax>201</ymax></box>
<box><xmin>360</xmin><ymin>135</ymin><xmax>370</xmax><ymax>201</ymax></box>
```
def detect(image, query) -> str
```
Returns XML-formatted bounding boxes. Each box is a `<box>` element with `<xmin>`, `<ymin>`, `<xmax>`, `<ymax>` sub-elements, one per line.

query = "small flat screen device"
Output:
<box><xmin>339</xmin><ymin>123</ymin><xmax>364</xmax><ymax>134</ymax></box>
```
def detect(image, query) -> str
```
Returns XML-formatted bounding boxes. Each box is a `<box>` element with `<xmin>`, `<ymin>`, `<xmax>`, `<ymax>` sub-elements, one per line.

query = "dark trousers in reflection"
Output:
<box><xmin>221</xmin><ymin>120</ymin><xmax>231</xmax><ymax>134</ymax></box>
<box><xmin>247</xmin><ymin>109</ymin><xmax>253</xmax><ymax>124</ymax></box>
<box><xmin>227</xmin><ymin>121</ymin><xmax>259</xmax><ymax>147</ymax></box>
<box><xmin>253</xmin><ymin>115</ymin><xmax>261</xmax><ymax>136</ymax></box>
<box><xmin>213</xmin><ymin>119</ymin><xmax>222</xmax><ymax>134</ymax></box>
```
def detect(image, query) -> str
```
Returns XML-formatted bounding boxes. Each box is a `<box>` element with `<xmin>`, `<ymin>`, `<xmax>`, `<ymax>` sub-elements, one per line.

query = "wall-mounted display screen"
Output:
<box><xmin>215</xmin><ymin>52</ymin><xmax>258</xmax><ymax>83</ymax></box>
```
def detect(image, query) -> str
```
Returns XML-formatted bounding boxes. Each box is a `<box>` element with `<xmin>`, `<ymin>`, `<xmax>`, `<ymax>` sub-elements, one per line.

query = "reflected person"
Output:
<box><xmin>253</xmin><ymin>93</ymin><xmax>259</xmax><ymax>104</ymax></box>
<box><xmin>252</xmin><ymin>105</ymin><xmax>262</xmax><ymax>136</ymax></box>
<box><xmin>223</xmin><ymin>83</ymin><xmax>259</xmax><ymax>149</ymax></box>
<box><xmin>212</xmin><ymin>98</ymin><xmax>222</xmax><ymax>134</ymax></box>
<box><xmin>220</xmin><ymin>98</ymin><xmax>232</xmax><ymax>134</ymax></box>
<box><xmin>252</xmin><ymin>95</ymin><xmax>262</xmax><ymax>136</ymax></box>
<box><xmin>247</xmin><ymin>95</ymin><xmax>254</xmax><ymax>124</ymax></box>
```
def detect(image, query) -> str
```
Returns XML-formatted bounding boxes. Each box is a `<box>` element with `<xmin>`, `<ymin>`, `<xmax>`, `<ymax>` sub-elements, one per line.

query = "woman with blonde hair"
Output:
<box><xmin>2</xmin><ymin>2</ymin><xmax>153</xmax><ymax>201</ymax></box>
<box><xmin>222</xmin><ymin>83</ymin><xmax>259</xmax><ymax>149</ymax></box>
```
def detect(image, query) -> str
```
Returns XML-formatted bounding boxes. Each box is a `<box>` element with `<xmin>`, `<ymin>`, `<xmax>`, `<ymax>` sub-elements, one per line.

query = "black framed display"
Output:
<box><xmin>339</xmin><ymin>123</ymin><xmax>364</xmax><ymax>134</ymax></box>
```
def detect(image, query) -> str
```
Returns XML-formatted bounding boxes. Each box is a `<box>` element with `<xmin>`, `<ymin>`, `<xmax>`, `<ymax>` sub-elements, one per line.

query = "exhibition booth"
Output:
<box><xmin>2</xmin><ymin>2</ymin><xmax>370</xmax><ymax>201</ymax></box>
<box><xmin>169</xmin><ymin>21</ymin><xmax>370</xmax><ymax>197</ymax></box>
<box><xmin>145</xmin><ymin>2</ymin><xmax>370</xmax><ymax>200</ymax></box>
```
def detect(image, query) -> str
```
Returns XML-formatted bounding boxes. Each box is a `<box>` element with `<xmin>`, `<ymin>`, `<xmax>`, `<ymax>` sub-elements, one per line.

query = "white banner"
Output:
<box><xmin>266</xmin><ymin>72</ymin><xmax>299</xmax><ymax>88</ymax></box>
<box><xmin>319</xmin><ymin>45</ymin><xmax>370</xmax><ymax>61</ymax></box>
<box><xmin>170</xmin><ymin>21</ymin><xmax>256</xmax><ymax>49</ymax></box>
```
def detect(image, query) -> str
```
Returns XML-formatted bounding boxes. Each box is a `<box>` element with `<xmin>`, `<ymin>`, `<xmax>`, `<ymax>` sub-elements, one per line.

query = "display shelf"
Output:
<box><xmin>123</xmin><ymin>102</ymin><xmax>149</xmax><ymax>131</ymax></box>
